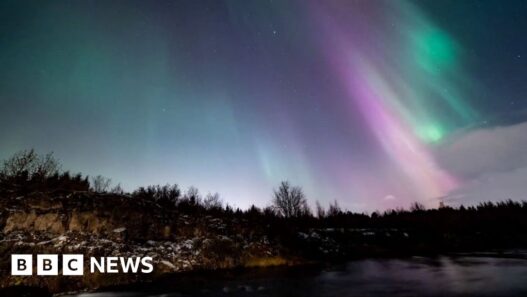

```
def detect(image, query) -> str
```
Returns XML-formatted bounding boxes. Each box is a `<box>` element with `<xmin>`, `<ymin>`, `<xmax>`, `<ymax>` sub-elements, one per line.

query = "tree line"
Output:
<box><xmin>2</xmin><ymin>149</ymin><xmax>527</xmax><ymax>235</ymax></box>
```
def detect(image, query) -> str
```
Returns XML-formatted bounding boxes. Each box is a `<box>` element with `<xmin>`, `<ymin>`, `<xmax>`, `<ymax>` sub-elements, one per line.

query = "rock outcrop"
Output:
<box><xmin>0</xmin><ymin>192</ymin><xmax>297</xmax><ymax>294</ymax></box>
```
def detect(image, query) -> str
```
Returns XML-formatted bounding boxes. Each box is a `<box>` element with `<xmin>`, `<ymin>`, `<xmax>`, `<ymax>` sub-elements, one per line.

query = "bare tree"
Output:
<box><xmin>328</xmin><ymin>200</ymin><xmax>342</xmax><ymax>216</ymax></box>
<box><xmin>110</xmin><ymin>183</ymin><xmax>124</xmax><ymax>194</ymax></box>
<box><xmin>410</xmin><ymin>202</ymin><xmax>426</xmax><ymax>212</ymax></box>
<box><xmin>33</xmin><ymin>152</ymin><xmax>61</xmax><ymax>178</ymax></box>
<box><xmin>90</xmin><ymin>175</ymin><xmax>112</xmax><ymax>193</ymax></box>
<box><xmin>1</xmin><ymin>149</ymin><xmax>60</xmax><ymax>179</ymax></box>
<box><xmin>316</xmin><ymin>201</ymin><xmax>326</xmax><ymax>218</ymax></box>
<box><xmin>184</xmin><ymin>186</ymin><xmax>201</xmax><ymax>205</ymax></box>
<box><xmin>272</xmin><ymin>181</ymin><xmax>310</xmax><ymax>218</ymax></box>
<box><xmin>203</xmin><ymin>192</ymin><xmax>222</xmax><ymax>209</ymax></box>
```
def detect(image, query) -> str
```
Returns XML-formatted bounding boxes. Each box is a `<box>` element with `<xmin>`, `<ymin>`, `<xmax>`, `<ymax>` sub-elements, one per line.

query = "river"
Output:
<box><xmin>72</xmin><ymin>254</ymin><xmax>527</xmax><ymax>297</ymax></box>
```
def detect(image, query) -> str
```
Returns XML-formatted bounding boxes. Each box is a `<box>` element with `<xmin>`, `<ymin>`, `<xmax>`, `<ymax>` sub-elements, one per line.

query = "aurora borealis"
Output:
<box><xmin>1</xmin><ymin>0</ymin><xmax>527</xmax><ymax>211</ymax></box>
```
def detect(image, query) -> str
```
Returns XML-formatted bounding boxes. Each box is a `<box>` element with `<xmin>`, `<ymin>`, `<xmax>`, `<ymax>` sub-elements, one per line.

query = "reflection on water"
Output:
<box><xmin>73</xmin><ymin>255</ymin><xmax>527</xmax><ymax>297</ymax></box>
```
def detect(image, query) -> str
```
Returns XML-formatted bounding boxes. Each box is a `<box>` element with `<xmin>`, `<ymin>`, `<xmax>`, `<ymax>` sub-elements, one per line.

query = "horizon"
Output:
<box><xmin>3</xmin><ymin>148</ymin><xmax>527</xmax><ymax>215</ymax></box>
<box><xmin>2</xmin><ymin>0</ymin><xmax>527</xmax><ymax>212</ymax></box>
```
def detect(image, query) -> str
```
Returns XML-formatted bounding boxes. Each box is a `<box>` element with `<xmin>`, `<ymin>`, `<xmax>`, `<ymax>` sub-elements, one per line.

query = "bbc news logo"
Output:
<box><xmin>11</xmin><ymin>254</ymin><xmax>154</xmax><ymax>276</ymax></box>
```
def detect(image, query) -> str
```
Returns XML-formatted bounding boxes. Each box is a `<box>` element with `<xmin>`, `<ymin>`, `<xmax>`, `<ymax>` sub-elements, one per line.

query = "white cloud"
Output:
<box><xmin>434</xmin><ymin>121</ymin><xmax>527</xmax><ymax>206</ymax></box>
<box><xmin>384</xmin><ymin>194</ymin><xmax>396</xmax><ymax>201</ymax></box>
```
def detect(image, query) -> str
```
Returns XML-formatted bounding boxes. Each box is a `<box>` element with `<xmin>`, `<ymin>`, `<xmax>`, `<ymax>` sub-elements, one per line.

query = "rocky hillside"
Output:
<box><xmin>4</xmin><ymin>190</ymin><xmax>526</xmax><ymax>295</ymax></box>
<box><xmin>0</xmin><ymin>192</ymin><xmax>298</xmax><ymax>294</ymax></box>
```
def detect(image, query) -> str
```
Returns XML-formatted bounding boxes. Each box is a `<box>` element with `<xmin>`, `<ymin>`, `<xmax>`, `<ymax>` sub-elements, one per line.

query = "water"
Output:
<box><xmin>72</xmin><ymin>255</ymin><xmax>527</xmax><ymax>297</ymax></box>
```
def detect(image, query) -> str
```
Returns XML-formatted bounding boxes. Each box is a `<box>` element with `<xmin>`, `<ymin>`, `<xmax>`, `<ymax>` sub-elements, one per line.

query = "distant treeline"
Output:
<box><xmin>2</xmin><ymin>149</ymin><xmax>527</xmax><ymax>248</ymax></box>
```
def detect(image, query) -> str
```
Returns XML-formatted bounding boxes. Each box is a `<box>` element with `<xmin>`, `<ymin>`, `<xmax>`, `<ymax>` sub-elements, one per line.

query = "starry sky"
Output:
<box><xmin>1</xmin><ymin>0</ymin><xmax>527</xmax><ymax>211</ymax></box>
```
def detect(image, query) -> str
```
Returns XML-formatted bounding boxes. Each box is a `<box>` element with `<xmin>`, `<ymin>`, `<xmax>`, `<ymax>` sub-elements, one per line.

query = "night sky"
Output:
<box><xmin>1</xmin><ymin>0</ymin><xmax>527</xmax><ymax>211</ymax></box>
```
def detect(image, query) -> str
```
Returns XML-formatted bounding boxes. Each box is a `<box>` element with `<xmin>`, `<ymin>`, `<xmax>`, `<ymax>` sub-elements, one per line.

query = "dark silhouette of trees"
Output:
<box><xmin>1</xmin><ymin>149</ymin><xmax>60</xmax><ymax>179</ymax></box>
<box><xmin>316</xmin><ymin>201</ymin><xmax>326</xmax><ymax>218</ymax></box>
<box><xmin>203</xmin><ymin>192</ymin><xmax>222</xmax><ymax>210</ymax></box>
<box><xmin>132</xmin><ymin>184</ymin><xmax>181</xmax><ymax>206</ymax></box>
<box><xmin>90</xmin><ymin>175</ymin><xmax>112</xmax><ymax>193</ymax></box>
<box><xmin>4</xmin><ymin>149</ymin><xmax>527</xmax><ymax>255</ymax></box>
<box><xmin>110</xmin><ymin>183</ymin><xmax>124</xmax><ymax>194</ymax></box>
<box><xmin>0</xmin><ymin>149</ymin><xmax>88</xmax><ymax>195</ymax></box>
<box><xmin>410</xmin><ymin>202</ymin><xmax>426</xmax><ymax>212</ymax></box>
<box><xmin>184</xmin><ymin>186</ymin><xmax>201</xmax><ymax>205</ymax></box>
<box><xmin>272</xmin><ymin>181</ymin><xmax>311</xmax><ymax>218</ymax></box>
<box><xmin>327</xmin><ymin>200</ymin><xmax>342</xmax><ymax>217</ymax></box>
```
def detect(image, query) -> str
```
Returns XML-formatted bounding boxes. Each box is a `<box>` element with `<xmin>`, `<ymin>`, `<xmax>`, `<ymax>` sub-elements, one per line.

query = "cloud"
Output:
<box><xmin>384</xmin><ymin>194</ymin><xmax>396</xmax><ymax>201</ymax></box>
<box><xmin>434</xmin><ymin>121</ymin><xmax>527</xmax><ymax>206</ymax></box>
